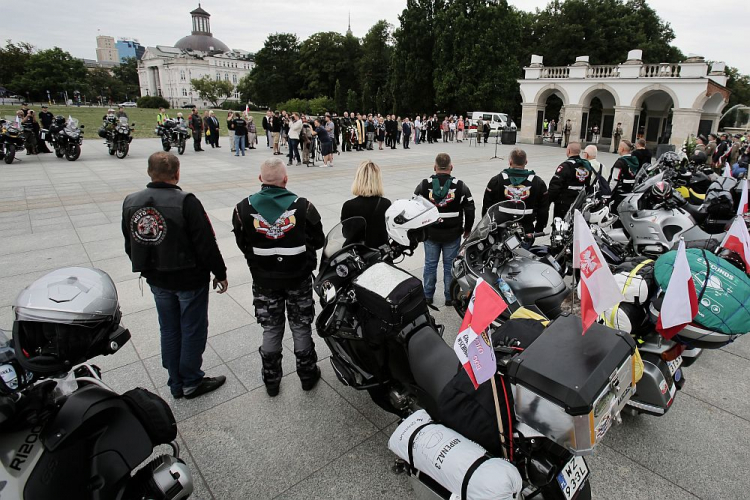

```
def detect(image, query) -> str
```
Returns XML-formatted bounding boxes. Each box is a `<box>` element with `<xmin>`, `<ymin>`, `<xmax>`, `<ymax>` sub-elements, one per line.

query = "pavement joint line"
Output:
<box><xmin>678</xmin><ymin>390</ymin><xmax>750</xmax><ymax>426</ymax></box>
<box><xmin>176</xmin><ymin>427</ymin><xmax>218</xmax><ymax>500</ymax></box>
<box><xmin>719</xmin><ymin>345</ymin><xmax>750</xmax><ymax>363</ymax></box>
<box><xmin>600</xmin><ymin>443</ymin><xmax>703</xmax><ymax>500</ymax></box>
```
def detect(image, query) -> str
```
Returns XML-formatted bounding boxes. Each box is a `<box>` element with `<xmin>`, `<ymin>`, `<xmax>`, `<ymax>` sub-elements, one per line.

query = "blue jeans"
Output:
<box><xmin>423</xmin><ymin>238</ymin><xmax>460</xmax><ymax>301</ymax></box>
<box><xmin>288</xmin><ymin>138</ymin><xmax>300</xmax><ymax>162</ymax></box>
<box><xmin>234</xmin><ymin>134</ymin><xmax>245</xmax><ymax>155</ymax></box>
<box><xmin>150</xmin><ymin>284</ymin><xmax>209</xmax><ymax>396</ymax></box>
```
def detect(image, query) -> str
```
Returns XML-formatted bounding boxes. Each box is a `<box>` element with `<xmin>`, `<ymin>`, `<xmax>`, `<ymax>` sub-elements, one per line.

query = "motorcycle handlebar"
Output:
<box><xmin>526</xmin><ymin>231</ymin><xmax>547</xmax><ymax>239</ymax></box>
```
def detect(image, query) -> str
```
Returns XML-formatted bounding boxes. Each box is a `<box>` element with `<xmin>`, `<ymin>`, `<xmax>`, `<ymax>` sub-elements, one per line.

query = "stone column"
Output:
<box><xmin>670</xmin><ymin>108</ymin><xmax>703</xmax><ymax>148</ymax></box>
<box><xmin>562</xmin><ymin>104</ymin><xmax>583</xmax><ymax>146</ymax></box>
<box><xmin>612</xmin><ymin>105</ymin><xmax>638</xmax><ymax>152</ymax></box>
<box><xmin>520</xmin><ymin>103</ymin><xmax>544</xmax><ymax>144</ymax></box>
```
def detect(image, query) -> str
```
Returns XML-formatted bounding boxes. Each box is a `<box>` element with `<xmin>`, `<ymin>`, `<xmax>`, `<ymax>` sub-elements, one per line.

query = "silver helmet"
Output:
<box><xmin>13</xmin><ymin>267</ymin><xmax>130</xmax><ymax>376</ymax></box>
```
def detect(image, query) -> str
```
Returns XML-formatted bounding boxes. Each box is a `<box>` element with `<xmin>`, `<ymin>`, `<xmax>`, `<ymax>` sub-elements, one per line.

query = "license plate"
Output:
<box><xmin>557</xmin><ymin>456</ymin><xmax>589</xmax><ymax>500</ymax></box>
<box><xmin>667</xmin><ymin>356</ymin><xmax>683</xmax><ymax>377</ymax></box>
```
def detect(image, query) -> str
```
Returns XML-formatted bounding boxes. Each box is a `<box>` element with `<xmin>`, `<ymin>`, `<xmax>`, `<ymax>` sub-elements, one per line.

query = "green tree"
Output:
<box><xmin>389</xmin><ymin>0</ymin><xmax>440</xmax><ymax>114</ymax></box>
<box><xmin>299</xmin><ymin>32</ymin><xmax>348</xmax><ymax>98</ymax></box>
<box><xmin>375</xmin><ymin>86</ymin><xmax>386</xmax><ymax>114</ymax></box>
<box><xmin>111</xmin><ymin>57</ymin><xmax>139</xmax><ymax>100</ymax></box>
<box><xmin>245</xmin><ymin>33</ymin><xmax>303</xmax><ymax>107</ymax></box>
<box><xmin>334</xmin><ymin>79</ymin><xmax>344</xmax><ymax>113</ymax></box>
<box><xmin>361</xmin><ymin>82</ymin><xmax>372</xmax><ymax>113</ymax></box>
<box><xmin>346</xmin><ymin>89</ymin><xmax>359</xmax><ymax>112</ymax></box>
<box><xmin>10</xmin><ymin>47</ymin><xmax>88</xmax><ymax>101</ymax></box>
<box><xmin>360</xmin><ymin>21</ymin><xmax>393</xmax><ymax>99</ymax></box>
<box><xmin>340</xmin><ymin>33</ymin><xmax>364</xmax><ymax>97</ymax></box>
<box><xmin>236</xmin><ymin>73</ymin><xmax>255</xmax><ymax>104</ymax></box>
<box><xmin>720</xmin><ymin>66</ymin><xmax>750</xmax><ymax>128</ymax></box>
<box><xmin>88</xmin><ymin>67</ymin><xmax>125</xmax><ymax>104</ymax></box>
<box><xmin>190</xmin><ymin>76</ymin><xmax>235</xmax><ymax>107</ymax></box>
<box><xmin>0</xmin><ymin>40</ymin><xmax>34</xmax><ymax>90</ymax></box>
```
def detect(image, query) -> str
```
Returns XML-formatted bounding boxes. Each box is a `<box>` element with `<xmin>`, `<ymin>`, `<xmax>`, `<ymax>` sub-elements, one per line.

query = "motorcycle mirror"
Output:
<box><xmin>79</xmin><ymin>125</ymin><xmax>84</xmax><ymax>129</ymax></box>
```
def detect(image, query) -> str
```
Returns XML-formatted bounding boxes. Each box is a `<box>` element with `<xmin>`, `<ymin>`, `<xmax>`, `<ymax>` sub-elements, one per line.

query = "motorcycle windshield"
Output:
<box><xmin>64</xmin><ymin>118</ymin><xmax>80</xmax><ymax>135</ymax></box>
<box><xmin>322</xmin><ymin>217</ymin><xmax>367</xmax><ymax>260</ymax></box>
<box><xmin>118</xmin><ymin>117</ymin><xmax>129</xmax><ymax>126</ymax></box>
<box><xmin>633</xmin><ymin>171</ymin><xmax>665</xmax><ymax>193</ymax></box>
<box><xmin>464</xmin><ymin>201</ymin><xmax>525</xmax><ymax>246</ymax></box>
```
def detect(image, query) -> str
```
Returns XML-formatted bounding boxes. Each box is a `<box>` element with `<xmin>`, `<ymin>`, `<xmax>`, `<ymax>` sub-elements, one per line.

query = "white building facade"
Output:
<box><xmin>137</xmin><ymin>5</ymin><xmax>254</xmax><ymax>108</ymax></box>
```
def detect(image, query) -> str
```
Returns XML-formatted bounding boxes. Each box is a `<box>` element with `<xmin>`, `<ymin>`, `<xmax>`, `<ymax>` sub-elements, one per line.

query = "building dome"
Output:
<box><xmin>174</xmin><ymin>4</ymin><xmax>230</xmax><ymax>53</ymax></box>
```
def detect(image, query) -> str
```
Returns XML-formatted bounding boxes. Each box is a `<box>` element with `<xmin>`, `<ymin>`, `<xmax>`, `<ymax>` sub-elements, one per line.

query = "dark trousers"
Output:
<box><xmin>150</xmin><ymin>284</ymin><xmax>209</xmax><ymax>397</ymax></box>
<box><xmin>403</xmin><ymin>134</ymin><xmax>411</xmax><ymax>149</ymax></box>
<box><xmin>288</xmin><ymin>138</ymin><xmax>300</xmax><ymax>162</ymax></box>
<box><xmin>193</xmin><ymin>132</ymin><xmax>202</xmax><ymax>151</ymax></box>
<box><xmin>253</xmin><ymin>277</ymin><xmax>315</xmax><ymax>354</ymax></box>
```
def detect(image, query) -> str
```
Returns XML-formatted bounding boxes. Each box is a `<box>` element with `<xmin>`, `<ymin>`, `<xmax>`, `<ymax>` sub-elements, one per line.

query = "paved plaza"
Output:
<box><xmin>1</xmin><ymin>137</ymin><xmax>749</xmax><ymax>499</ymax></box>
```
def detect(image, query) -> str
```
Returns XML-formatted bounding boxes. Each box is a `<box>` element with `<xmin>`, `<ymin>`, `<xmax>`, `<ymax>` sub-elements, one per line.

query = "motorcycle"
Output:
<box><xmin>314</xmin><ymin>199</ymin><xmax>635</xmax><ymax>500</ymax></box>
<box><xmin>0</xmin><ymin>119</ymin><xmax>26</xmax><ymax>164</ymax></box>
<box><xmin>49</xmin><ymin>117</ymin><xmax>84</xmax><ymax>161</ymax></box>
<box><xmin>156</xmin><ymin>119</ymin><xmax>188</xmax><ymax>155</ymax></box>
<box><xmin>105</xmin><ymin>117</ymin><xmax>134</xmax><ymax>159</ymax></box>
<box><xmin>450</xmin><ymin>200</ymin><xmax>570</xmax><ymax>321</ymax></box>
<box><xmin>0</xmin><ymin>267</ymin><xmax>193</xmax><ymax>499</ymax></box>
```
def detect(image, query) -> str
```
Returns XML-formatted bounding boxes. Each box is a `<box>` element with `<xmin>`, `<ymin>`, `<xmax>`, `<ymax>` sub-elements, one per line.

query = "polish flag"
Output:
<box><xmin>738</xmin><ymin>179</ymin><xmax>748</xmax><ymax>215</ymax></box>
<box><xmin>573</xmin><ymin>210</ymin><xmax>623</xmax><ymax>333</ymax></box>
<box><xmin>656</xmin><ymin>240</ymin><xmax>699</xmax><ymax>339</ymax></box>
<box><xmin>453</xmin><ymin>278</ymin><xmax>507</xmax><ymax>389</ymax></box>
<box><xmin>244</xmin><ymin>104</ymin><xmax>250</xmax><ymax>117</ymax></box>
<box><xmin>723</xmin><ymin>162</ymin><xmax>733</xmax><ymax>178</ymax></box>
<box><xmin>721</xmin><ymin>216</ymin><xmax>750</xmax><ymax>272</ymax></box>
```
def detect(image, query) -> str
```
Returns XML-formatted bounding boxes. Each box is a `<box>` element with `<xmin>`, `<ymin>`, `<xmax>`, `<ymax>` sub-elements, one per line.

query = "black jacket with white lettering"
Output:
<box><xmin>232</xmin><ymin>193</ymin><xmax>325</xmax><ymax>289</ymax></box>
<box><xmin>548</xmin><ymin>156</ymin><xmax>594</xmax><ymax>218</ymax></box>
<box><xmin>483</xmin><ymin>170</ymin><xmax>549</xmax><ymax>232</ymax></box>
<box><xmin>414</xmin><ymin>174</ymin><xmax>475</xmax><ymax>242</ymax></box>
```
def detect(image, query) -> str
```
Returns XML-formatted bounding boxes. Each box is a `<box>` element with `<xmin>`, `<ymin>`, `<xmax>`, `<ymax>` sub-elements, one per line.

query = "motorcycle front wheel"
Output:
<box><xmin>116</xmin><ymin>142</ymin><xmax>129</xmax><ymax>159</ymax></box>
<box><xmin>4</xmin><ymin>144</ymin><xmax>15</xmax><ymax>164</ymax></box>
<box><xmin>66</xmin><ymin>145</ymin><xmax>81</xmax><ymax>161</ymax></box>
<box><xmin>162</xmin><ymin>140</ymin><xmax>171</xmax><ymax>152</ymax></box>
<box><xmin>449</xmin><ymin>279</ymin><xmax>468</xmax><ymax>318</ymax></box>
<box><xmin>54</xmin><ymin>146</ymin><xmax>64</xmax><ymax>158</ymax></box>
<box><xmin>177</xmin><ymin>138</ymin><xmax>186</xmax><ymax>155</ymax></box>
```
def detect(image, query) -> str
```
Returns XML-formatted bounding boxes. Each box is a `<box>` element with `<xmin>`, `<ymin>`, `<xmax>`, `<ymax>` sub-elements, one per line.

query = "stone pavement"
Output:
<box><xmin>1</xmin><ymin>137</ymin><xmax>748</xmax><ymax>500</ymax></box>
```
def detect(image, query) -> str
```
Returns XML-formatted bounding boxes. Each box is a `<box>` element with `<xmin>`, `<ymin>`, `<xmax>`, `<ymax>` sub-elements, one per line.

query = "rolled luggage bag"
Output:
<box><xmin>388</xmin><ymin>410</ymin><xmax>522</xmax><ymax>500</ymax></box>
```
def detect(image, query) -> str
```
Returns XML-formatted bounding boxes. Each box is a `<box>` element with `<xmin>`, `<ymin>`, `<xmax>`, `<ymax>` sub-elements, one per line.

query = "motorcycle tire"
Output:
<box><xmin>108</xmin><ymin>146</ymin><xmax>116</xmax><ymax>156</ymax></box>
<box><xmin>66</xmin><ymin>145</ymin><xmax>81</xmax><ymax>161</ymax></box>
<box><xmin>177</xmin><ymin>139</ymin><xmax>186</xmax><ymax>155</ymax></box>
<box><xmin>54</xmin><ymin>147</ymin><xmax>64</xmax><ymax>158</ymax></box>
<box><xmin>4</xmin><ymin>144</ymin><xmax>15</xmax><ymax>164</ymax></box>
<box><xmin>541</xmin><ymin>479</ymin><xmax>591</xmax><ymax>500</ymax></box>
<box><xmin>116</xmin><ymin>143</ymin><xmax>129</xmax><ymax>159</ymax></box>
<box><xmin>162</xmin><ymin>141</ymin><xmax>171</xmax><ymax>152</ymax></box>
<box><xmin>449</xmin><ymin>278</ymin><xmax>468</xmax><ymax>318</ymax></box>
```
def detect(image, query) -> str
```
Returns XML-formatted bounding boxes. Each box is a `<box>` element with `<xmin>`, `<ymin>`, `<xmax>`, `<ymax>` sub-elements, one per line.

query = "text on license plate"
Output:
<box><xmin>667</xmin><ymin>356</ymin><xmax>683</xmax><ymax>376</ymax></box>
<box><xmin>557</xmin><ymin>455</ymin><xmax>589</xmax><ymax>500</ymax></box>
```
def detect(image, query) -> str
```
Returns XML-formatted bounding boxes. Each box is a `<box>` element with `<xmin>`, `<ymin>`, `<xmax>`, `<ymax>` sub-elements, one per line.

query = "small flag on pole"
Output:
<box><xmin>453</xmin><ymin>278</ymin><xmax>507</xmax><ymax>389</ymax></box>
<box><xmin>573</xmin><ymin>209</ymin><xmax>623</xmax><ymax>333</ymax></box>
<box><xmin>738</xmin><ymin>179</ymin><xmax>748</xmax><ymax>215</ymax></box>
<box><xmin>721</xmin><ymin>216</ymin><xmax>750</xmax><ymax>272</ymax></box>
<box><xmin>656</xmin><ymin>240</ymin><xmax>699</xmax><ymax>339</ymax></box>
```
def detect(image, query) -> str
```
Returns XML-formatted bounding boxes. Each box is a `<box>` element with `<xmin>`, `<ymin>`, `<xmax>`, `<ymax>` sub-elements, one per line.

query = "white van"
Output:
<box><xmin>469</xmin><ymin>111</ymin><xmax>517</xmax><ymax>130</ymax></box>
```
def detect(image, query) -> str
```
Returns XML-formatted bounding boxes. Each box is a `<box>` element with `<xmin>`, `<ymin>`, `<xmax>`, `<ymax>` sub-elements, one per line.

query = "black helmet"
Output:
<box><xmin>690</xmin><ymin>151</ymin><xmax>708</xmax><ymax>166</ymax></box>
<box><xmin>650</xmin><ymin>180</ymin><xmax>673</xmax><ymax>201</ymax></box>
<box><xmin>13</xmin><ymin>267</ymin><xmax>130</xmax><ymax>376</ymax></box>
<box><xmin>658</xmin><ymin>151</ymin><xmax>681</xmax><ymax>168</ymax></box>
<box><xmin>54</xmin><ymin>115</ymin><xmax>65</xmax><ymax>125</ymax></box>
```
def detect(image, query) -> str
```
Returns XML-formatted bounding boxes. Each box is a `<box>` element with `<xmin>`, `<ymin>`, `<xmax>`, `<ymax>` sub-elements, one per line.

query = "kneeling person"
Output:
<box><xmin>232</xmin><ymin>159</ymin><xmax>326</xmax><ymax>396</ymax></box>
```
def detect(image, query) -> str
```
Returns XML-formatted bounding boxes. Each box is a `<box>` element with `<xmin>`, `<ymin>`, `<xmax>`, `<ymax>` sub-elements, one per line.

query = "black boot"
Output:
<box><xmin>295</xmin><ymin>346</ymin><xmax>321</xmax><ymax>391</ymax></box>
<box><xmin>259</xmin><ymin>347</ymin><xmax>283</xmax><ymax>397</ymax></box>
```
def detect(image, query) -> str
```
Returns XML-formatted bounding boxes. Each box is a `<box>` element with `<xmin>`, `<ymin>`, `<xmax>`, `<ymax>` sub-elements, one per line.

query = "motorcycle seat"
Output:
<box><xmin>407</xmin><ymin>325</ymin><xmax>460</xmax><ymax>411</ymax></box>
<box><xmin>681</xmin><ymin>224</ymin><xmax>725</xmax><ymax>242</ymax></box>
<box><xmin>682</xmin><ymin>202</ymin><xmax>709</xmax><ymax>224</ymax></box>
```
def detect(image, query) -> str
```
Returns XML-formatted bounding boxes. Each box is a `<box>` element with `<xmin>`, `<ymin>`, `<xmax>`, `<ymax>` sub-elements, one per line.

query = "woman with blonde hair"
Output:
<box><xmin>340</xmin><ymin>160</ymin><xmax>392</xmax><ymax>248</ymax></box>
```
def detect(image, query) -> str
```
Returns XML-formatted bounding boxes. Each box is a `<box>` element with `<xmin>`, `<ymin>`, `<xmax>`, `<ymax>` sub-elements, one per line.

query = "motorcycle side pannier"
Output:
<box><xmin>353</xmin><ymin>262</ymin><xmax>427</xmax><ymax>327</ymax></box>
<box><xmin>507</xmin><ymin>315</ymin><xmax>636</xmax><ymax>454</ymax></box>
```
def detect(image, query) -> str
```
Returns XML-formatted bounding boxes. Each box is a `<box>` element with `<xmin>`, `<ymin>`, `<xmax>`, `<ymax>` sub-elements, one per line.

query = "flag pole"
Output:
<box><xmin>484</xmin><ymin>330</ymin><xmax>508</xmax><ymax>459</ymax></box>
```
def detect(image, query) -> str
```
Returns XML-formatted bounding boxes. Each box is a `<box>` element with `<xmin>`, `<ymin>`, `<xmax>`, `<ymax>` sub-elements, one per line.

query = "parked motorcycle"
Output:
<box><xmin>314</xmin><ymin>198</ymin><xmax>636</xmax><ymax>500</ymax></box>
<box><xmin>156</xmin><ymin>119</ymin><xmax>188</xmax><ymax>155</ymax></box>
<box><xmin>1</xmin><ymin>118</ymin><xmax>25</xmax><ymax>164</ymax></box>
<box><xmin>0</xmin><ymin>267</ymin><xmax>193</xmax><ymax>499</ymax></box>
<box><xmin>49</xmin><ymin>116</ymin><xmax>84</xmax><ymax>161</ymax></box>
<box><xmin>451</xmin><ymin>200</ymin><xmax>570</xmax><ymax>320</ymax></box>
<box><xmin>104</xmin><ymin>117</ymin><xmax>134</xmax><ymax>159</ymax></box>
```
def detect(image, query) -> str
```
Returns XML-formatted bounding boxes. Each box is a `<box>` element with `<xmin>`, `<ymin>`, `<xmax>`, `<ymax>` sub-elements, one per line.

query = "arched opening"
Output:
<box><xmin>534</xmin><ymin>87</ymin><xmax>568</xmax><ymax>145</ymax></box>
<box><xmin>632</xmin><ymin>89</ymin><xmax>676</xmax><ymax>148</ymax></box>
<box><xmin>579</xmin><ymin>87</ymin><xmax>618</xmax><ymax>146</ymax></box>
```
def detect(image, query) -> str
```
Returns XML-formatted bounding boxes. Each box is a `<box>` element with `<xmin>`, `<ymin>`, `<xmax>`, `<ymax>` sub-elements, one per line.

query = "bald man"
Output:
<box><xmin>232</xmin><ymin>158</ymin><xmax>325</xmax><ymax>397</ymax></box>
<box><xmin>548</xmin><ymin>141</ymin><xmax>595</xmax><ymax>219</ymax></box>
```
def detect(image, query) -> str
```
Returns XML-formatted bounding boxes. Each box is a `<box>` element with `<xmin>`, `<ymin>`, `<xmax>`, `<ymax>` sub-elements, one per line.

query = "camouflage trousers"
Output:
<box><xmin>252</xmin><ymin>276</ymin><xmax>315</xmax><ymax>354</ymax></box>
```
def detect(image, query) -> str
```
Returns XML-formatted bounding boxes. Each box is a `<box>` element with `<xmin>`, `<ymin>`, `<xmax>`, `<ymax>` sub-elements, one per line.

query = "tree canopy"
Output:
<box><xmin>10</xmin><ymin>47</ymin><xmax>88</xmax><ymax>100</ymax></box>
<box><xmin>190</xmin><ymin>76</ymin><xmax>235</xmax><ymax>108</ymax></box>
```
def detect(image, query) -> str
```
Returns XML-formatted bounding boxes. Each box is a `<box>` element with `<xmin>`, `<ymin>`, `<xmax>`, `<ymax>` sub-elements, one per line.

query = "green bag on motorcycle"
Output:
<box><xmin>653</xmin><ymin>249</ymin><xmax>750</xmax><ymax>335</ymax></box>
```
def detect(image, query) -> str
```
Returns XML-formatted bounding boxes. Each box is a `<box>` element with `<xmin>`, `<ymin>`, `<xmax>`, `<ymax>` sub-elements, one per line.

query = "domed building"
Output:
<box><xmin>138</xmin><ymin>4</ymin><xmax>254</xmax><ymax>107</ymax></box>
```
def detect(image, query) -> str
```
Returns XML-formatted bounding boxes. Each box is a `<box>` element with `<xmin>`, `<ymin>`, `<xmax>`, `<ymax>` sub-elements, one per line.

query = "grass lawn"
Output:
<box><xmin>0</xmin><ymin>105</ymin><xmax>265</xmax><ymax>139</ymax></box>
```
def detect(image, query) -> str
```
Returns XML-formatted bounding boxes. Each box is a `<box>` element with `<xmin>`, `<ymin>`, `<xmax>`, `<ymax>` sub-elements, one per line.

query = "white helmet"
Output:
<box><xmin>385</xmin><ymin>196</ymin><xmax>440</xmax><ymax>247</ymax></box>
<box><xmin>588</xmin><ymin>205</ymin><xmax>616</xmax><ymax>227</ymax></box>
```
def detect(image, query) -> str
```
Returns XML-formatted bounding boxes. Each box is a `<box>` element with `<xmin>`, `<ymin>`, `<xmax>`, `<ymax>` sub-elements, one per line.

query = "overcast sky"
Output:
<box><xmin>5</xmin><ymin>0</ymin><xmax>748</xmax><ymax>74</ymax></box>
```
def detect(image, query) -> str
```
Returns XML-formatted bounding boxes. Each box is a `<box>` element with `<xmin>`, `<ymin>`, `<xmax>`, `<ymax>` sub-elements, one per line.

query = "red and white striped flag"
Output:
<box><xmin>573</xmin><ymin>210</ymin><xmax>623</xmax><ymax>333</ymax></box>
<box><xmin>453</xmin><ymin>278</ymin><xmax>507</xmax><ymax>389</ymax></box>
<box><xmin>738</xmin><ymin>179</ymin><xmax>748</xmax><ymax>215</ymax></box>
<box><xmin>244</xmin><ymin>104</ymin><xmax>250</xmax><ymax>117</ymax></box>
<box><xmin>723</xmin><ymin>162</ymin><xmax>733</xmax><ymax>178</ymax></box>
<box><xmin>656</xmin><ymin>240</ymin><xmax>699</xmax><ymax>339</ymax></box>
<box><xmin>721</xmin><ymin>216</ymin><xmax>750</xmax><ymax>271</ymax></box>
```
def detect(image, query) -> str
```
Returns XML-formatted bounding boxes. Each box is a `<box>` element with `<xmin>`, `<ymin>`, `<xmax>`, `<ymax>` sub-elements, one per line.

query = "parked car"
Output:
<box><xmin>120</xmin><ymin>101</ymin><xmax>138</xmax><ymax>108</ymax></box>
<box><xmin>468</xmin><ymin>111</ymin><xmax>517</xmax><ymax>130</ymax></box>
<box><xmin>181</xmin><ymin>103</ymin><xmax>196</xmax><ymax>108</ymax></box>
